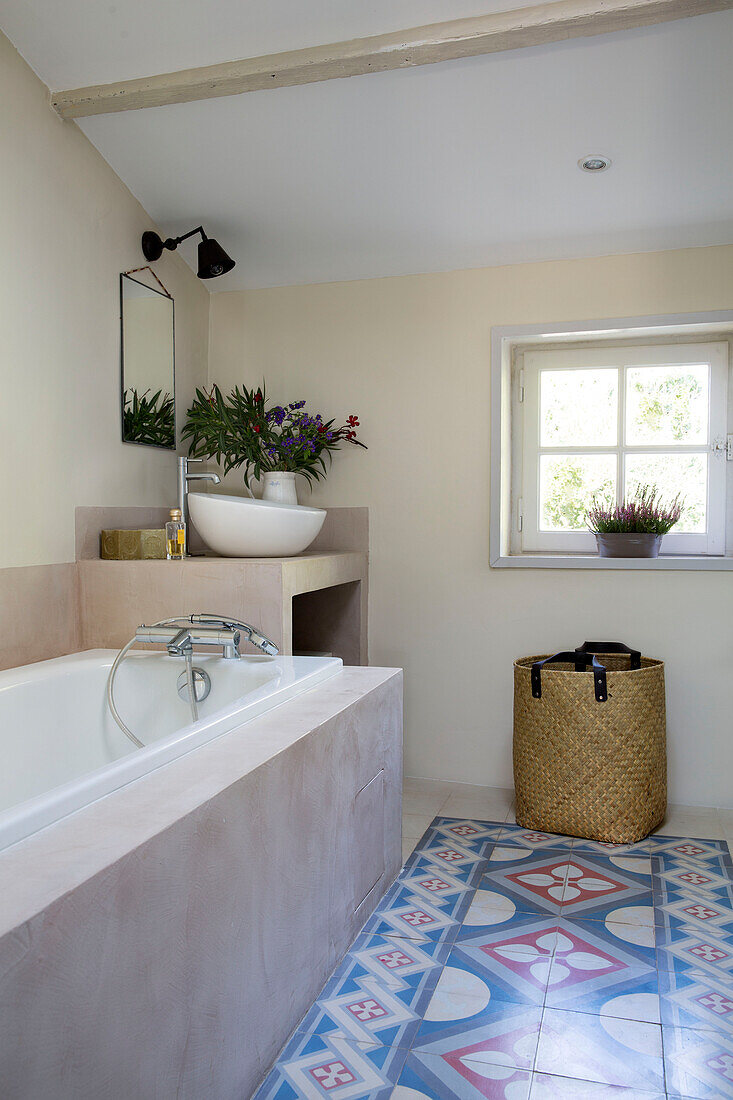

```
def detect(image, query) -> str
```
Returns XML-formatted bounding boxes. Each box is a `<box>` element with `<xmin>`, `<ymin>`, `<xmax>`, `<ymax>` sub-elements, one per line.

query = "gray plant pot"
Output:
<box><xmin>596</xmin><ymin>533</ymin><xmax>663</xmax><ymax>558</ymax></box>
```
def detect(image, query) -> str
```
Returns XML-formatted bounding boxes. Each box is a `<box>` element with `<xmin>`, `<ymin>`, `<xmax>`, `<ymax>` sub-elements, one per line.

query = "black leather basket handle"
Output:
<box><xmin>531</xmin><ymin>651</ymin><xmax>608</xmax><ymax>702</ymax></box>
<box><xmin>575</xmin><ymin>641</ymin><xmax>641</xmax><ymax>670</ymax></box>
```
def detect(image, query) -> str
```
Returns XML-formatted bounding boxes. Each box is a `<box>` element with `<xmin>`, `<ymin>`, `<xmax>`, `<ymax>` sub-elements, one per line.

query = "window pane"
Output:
<box><xmin>540</xmin><ymin>369</ymin><xmax>618</xmax><ymax>447</ymax></box>
<box><xmin>539</xmin><ymin>454</ymin><xmax>617</xmax><ymax>531</ymax></box>
<box><xmin>625</xmin><ymin>364</ymin><xmax>709</xmax><ymax>445</ymax></box>
<box><xmin>625</xmin><ymin>453</ymin><xmax>707</xmax><ymax>533</ymax></box>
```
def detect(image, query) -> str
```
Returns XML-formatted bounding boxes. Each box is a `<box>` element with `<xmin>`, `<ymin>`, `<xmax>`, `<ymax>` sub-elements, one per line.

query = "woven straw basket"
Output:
<box><xmin>513</xmin><ymin>642</ymin><xmax>667</xmax><ymax>844</ymax></box>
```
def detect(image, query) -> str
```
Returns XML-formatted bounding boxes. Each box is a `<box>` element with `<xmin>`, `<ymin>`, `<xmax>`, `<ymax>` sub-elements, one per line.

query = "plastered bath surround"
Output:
<box><xmin>0</xmin><ymin>665</ymin><xmax>403</xmax><ymax>1100</ymax></box>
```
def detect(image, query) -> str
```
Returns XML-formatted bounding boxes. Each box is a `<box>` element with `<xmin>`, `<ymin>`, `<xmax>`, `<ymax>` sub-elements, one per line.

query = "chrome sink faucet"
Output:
<box><xmin>177</xmin><ymin>456</ymin><xmax>220</xmax><ymax>529</ymax></box>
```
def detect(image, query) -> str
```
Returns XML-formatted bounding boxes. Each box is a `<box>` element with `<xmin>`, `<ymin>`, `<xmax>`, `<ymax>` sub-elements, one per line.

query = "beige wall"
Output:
<box><xmin>209</xmin><ymin>243</ymin><xmax>733</xmax><ymax>807</ymax></box>
<box><xmin>0</xmin><ymin>31</ymin><xmax>209</xmax><ymax>568</ymax></box>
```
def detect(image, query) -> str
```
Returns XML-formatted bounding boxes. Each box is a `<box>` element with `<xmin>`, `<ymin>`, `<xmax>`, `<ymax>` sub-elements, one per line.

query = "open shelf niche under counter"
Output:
<box><xmin>75</xmin><ymin>507</ymin><xmax>368</xmax><ymax>664</ymax></box>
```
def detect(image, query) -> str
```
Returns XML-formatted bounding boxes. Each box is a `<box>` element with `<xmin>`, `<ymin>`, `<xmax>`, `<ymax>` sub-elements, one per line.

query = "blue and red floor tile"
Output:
<box><xmin>254</xmin><ymin>817</ymin><xmax>733</xmax><ymax>1099</ymax></box>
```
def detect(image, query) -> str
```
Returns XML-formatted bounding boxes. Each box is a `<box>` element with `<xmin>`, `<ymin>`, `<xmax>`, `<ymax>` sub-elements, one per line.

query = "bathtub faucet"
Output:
<box><xmin>190</xmin><ymin>614</ymin><xmax>279</xmax><ymax>657</ymax></box>
<box><xmin>134</xmin><ymin>614</ymin><xmax>279</xmax><ymax>660</ymax></box>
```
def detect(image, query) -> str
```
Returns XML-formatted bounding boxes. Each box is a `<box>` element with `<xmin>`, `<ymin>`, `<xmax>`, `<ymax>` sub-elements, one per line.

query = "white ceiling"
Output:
<box><xmin>0</xmin><ymin>0</ymin><xmax>538</xmax><ymax>88</ymax></box>
<box><xmin>3</xmin><ymin>3</ymin><xmax>733</xmax><ymax>291</ymax></box>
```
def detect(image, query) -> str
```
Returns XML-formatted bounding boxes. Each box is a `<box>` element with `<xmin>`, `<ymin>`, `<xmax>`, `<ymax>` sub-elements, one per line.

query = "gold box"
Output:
<box><xmin>100</xmin><ymin>528</ymin><xmax>167</xmax><ymax>560</ymax></box>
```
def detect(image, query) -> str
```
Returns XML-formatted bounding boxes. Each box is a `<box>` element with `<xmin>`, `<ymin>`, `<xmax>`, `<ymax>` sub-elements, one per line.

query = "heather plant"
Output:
<box><xmin>587</xmin><ymin>486</ymin><xmax>683</xmax><ymax>535</ymax></box>
<box><xmin>182</xmin><ymin>382</ymin><xmax>366</xmax><ymax>489</ymax></box>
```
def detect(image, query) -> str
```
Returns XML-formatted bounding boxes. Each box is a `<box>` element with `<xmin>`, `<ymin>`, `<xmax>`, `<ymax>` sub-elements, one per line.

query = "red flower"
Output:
<box><xmin>347</xmin><ymin>415</ymin><xmax>360</xmax><ymax>427</ymax></box>
<box><xmin>253</xmin><ymin>425</ymin><xmax>260</xmax><ymax>433</ymax></box>
<box><xmin>318</xmin><ymin>423</ymin><xmax>326</xmax><ymax>433</ymax></box>
<box><xmin>346</xmin><ymin>430</ymin><xmax>356</xmax><ymax>440</ymax></box>
<box><xmin>254</xmin><ymin>390</ymin><xmax>263</xmax><ymax>403</ymax></box>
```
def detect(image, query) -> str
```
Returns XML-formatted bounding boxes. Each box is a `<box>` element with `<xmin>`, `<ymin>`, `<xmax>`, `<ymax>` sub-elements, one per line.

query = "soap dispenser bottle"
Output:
<box><xmin>166</xmin><ymin>508</ymin><xmax>186</xmax><ymax>560</ymax></box>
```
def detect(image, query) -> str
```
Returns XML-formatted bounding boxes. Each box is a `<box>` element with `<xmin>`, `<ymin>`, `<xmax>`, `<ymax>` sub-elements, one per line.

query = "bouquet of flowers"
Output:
<box><xmin>182</xmin><ymin>382</ymin><xmax>366</xmax><ymax>488</ymax></box>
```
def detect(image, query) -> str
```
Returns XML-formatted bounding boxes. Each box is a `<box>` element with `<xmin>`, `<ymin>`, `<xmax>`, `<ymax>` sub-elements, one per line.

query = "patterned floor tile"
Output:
<box><xmin>389</xmin><ymin>854</ymin><xmax>483</xmax><ymax>923</ymax></box>
<box><xmin>253</xmin><ymin>815</ymin><xmax>733</xmax><ymax>1100</ymax></box>
<box><xmin>556</xmin><ymin>855</ymin><xmax>653</xmax><ymax>923</ymax></box>
<box><xmin>413</xmin><ymin>837</ymin><xmax>491</xmax><ymax>880</ymax></box>
<box><xmin>300</xmin><ymin>933</ymin><xmax>452</xmax><ymax>1050</ymax></box>
<box><xmin>654</xmin><ymin>893</ymin><xmax>733</xmax><ymax>946</ymax></box>
<box><xmin>253</xmin><ymin>1033</ymin><xmax>408</xmax><ymax>1099</ymax></box>
<box><xmin>556</xmin><ymin>914</ymin><xmax>657</xmax><ymax>966</ymax></box>
<box><xmin>652</xmin><ymin>857</ymin><xmax>733</xmax><ymax>934</ymax></box>
<box><xmin>413</xmin><ymin>969</ymin><xmax>543</xmax><ymax>1064</ymax></box>
<box><xmin>457</xmin><ymin>890</ymin><xmax>560</xmax><ymax>946</ymax></box>
<box><xmin>457</xmin><ymin>916</ymin><xmax>557</xmax><ymax>958</ymax></box>
<box><xmin>654</xmin><ymin>857</ymin><xmax>733</xmax><ymax>903</ymax></box>
<box><xmin>476</xmin><ymin>853</ymin><xmax>572</xmax><ymax>916</ymax></box>
<box><xmin>444</xmin><ymin>931</ymin><xmax>553</xmax><ymax>1009</ymax></box>
<box><xmin>649</xmin><ymin>836</ymin><xmax>731</xmax><ymax>864</ymax></box>
<box><xmin>485</xmin><ymin>846</ymin><xmax>560</xmax><ymax>868</ymax></box>
<box><xmin>429</xmin><ymin>818</ymin><xmax>504</xmax><ymax>858</ymax></box>
<box><xmin>571</xmin><ymin>838</ymin><xmax>653</xmax><ymax>856</ymax></box>
<box><xmin>394</xmin><ymin>1047</ymin><xmax>533</xmax><ymax>1099</ymax></box>
<box><xmin>534</xmin><ymin>1007</ymin><xmax>664</xmax><ymax>1091</ymax></box>
<box><xmin>663</xmin><ymin>1023</ymin><xmax>733</xmax><ymax>1098</ymax></box>
<box><xmin>494</xmin><ymin>825</ymin><xmax>574</xmax><ymax>853</ymax></box>
<box><xmin>656</xmin><ymin>925</ymin><xmax>733</xmax><ymax>977</ymax></box>
<box><xmin>361</xmin><ymin>875</ymin><xmax>466</xmax><ymax>944</ymax></box>
<box><xmin>528</xmin><ymin>1071</ymin><xmax>665</xmax><ymax>1098</ymax></box>
<box><xmin>544</xmin><ymin>926</ymin><xmax>659</xmax><ymax>1022</ymax></box>
<box><xmin>658</xmin><ymin>963</ymin><xmax>733</xmax><ymax>1033</ymax></box>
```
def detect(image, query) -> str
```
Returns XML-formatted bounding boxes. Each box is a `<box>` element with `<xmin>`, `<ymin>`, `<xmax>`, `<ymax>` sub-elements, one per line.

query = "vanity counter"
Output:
<box><xmin>77</xmin><ymin>549</ymin><xmax>368</xmax><ymax>664</ymax></box>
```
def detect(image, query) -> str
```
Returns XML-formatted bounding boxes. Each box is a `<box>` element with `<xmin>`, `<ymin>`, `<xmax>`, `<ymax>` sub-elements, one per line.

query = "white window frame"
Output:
<box><xmin>515</xmin><ymin>341</ymin><xmax>728</xmax><ymax>555</ymax></box>
<box><xmin>489</xmin><ymin>311</ymin><xmax>733</xmax><ymax>570</ymax></box>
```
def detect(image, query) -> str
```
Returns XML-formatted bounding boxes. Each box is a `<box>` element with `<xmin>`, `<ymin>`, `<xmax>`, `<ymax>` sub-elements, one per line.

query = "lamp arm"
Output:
<box><xmin>164</xmin><ymin>226</ymin><xmax>207</xmax><ymax>250</ymax></box>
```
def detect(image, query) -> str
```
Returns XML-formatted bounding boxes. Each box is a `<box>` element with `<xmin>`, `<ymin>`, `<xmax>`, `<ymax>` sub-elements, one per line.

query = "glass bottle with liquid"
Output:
<box><xmin>166</xmin><ymin>508</ymin><xmax>186</xmax><ymax>560</ymax></box>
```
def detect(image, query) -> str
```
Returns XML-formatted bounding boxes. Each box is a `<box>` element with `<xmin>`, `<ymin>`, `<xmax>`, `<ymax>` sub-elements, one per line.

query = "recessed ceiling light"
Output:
<box><xmin>578</xmin><ymin>155</ymin><xmax>611</xmax><ymax>173</ymax></box>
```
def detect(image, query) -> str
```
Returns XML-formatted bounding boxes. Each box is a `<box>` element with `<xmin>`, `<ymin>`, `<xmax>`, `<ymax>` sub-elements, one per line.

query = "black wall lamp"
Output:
<box><xmin>141</xmin><ymin>226</ymin><xmax>235</xmax><ymax>280</ymax></box>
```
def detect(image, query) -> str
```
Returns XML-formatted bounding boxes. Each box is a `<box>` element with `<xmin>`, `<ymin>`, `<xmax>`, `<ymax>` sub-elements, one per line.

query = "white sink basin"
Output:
<box><xmin>188</xmin><ymin>492</ymin><xmax>326</xmax><ymax>558</ymax></box>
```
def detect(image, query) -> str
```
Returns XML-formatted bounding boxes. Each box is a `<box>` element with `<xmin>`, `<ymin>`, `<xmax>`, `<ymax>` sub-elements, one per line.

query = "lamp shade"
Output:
<box><xmin>197</xmin><ymin>237</ymin><xmax>235</xmax><ymax>279</ymax></box>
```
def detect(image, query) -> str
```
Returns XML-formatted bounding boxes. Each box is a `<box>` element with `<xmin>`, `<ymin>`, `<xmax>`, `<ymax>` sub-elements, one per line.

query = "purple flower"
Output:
<box><xmin>268</xmin><ymin>406</ymin><xmax>286</xmax><ymax>426</ymax></box>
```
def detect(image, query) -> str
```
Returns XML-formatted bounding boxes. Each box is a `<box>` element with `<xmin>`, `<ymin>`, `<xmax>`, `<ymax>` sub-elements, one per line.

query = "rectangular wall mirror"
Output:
<box><xmin>120</xmin><ymin>272</ymin><xmax>175</xmax><ymax>450</ymax></box>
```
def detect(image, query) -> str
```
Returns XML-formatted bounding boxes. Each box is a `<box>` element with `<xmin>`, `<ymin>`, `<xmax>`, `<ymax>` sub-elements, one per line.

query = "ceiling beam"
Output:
<box><xmin>51</xmin><ymin>0</ymin><xmax>733</xmax><ymax>119</ymax></box>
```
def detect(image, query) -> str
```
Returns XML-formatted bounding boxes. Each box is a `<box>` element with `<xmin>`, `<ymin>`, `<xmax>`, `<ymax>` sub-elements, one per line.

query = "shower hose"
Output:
<box><xmin>106</xmin><ymin>617</ymin><xmax>200</xmax><ymax>749</ymax></box>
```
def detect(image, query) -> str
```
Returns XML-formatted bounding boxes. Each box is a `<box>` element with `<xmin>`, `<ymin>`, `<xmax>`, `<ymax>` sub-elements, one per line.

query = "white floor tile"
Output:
<box><xmin>402</xmin><ymin>837</ymin><xmax>418</xmax><ymax>863</ymax></box>
<box><xmin>651</xmin><ymin>805</ymin><xmax>725</xmax><ymax>839</ymax></box>
<box><xmin>441</xmin><ymin>793</ymin><xmax>513</xmax><ymax>823</ymax></box>
<box><xmin>402</xmin><ymin>812</ymin><xmax>435</xmax><ymax>839</ymax></box>
<box><xmin>717</xmin><ymin>807</ymin><xmax>733</xmax><ymax>839</ymax></box>
<box><xmin>402</xmin><ymin>790</ymin><xmax>449</xmax><ymax>815</ymax></box>
<box><xmin>442</xmin><ymin>781</ymin><xmax>513</xmax><ymax>801</ymax></box>
<box><xmin>402</xmin><ymin>777</ymin><xmax>519</xmax><ymax>826</ymax></box>
<box><xmin>402</xmin><ymin>776</ymin><xmax>454</xmax><ymax>795</ymax></box>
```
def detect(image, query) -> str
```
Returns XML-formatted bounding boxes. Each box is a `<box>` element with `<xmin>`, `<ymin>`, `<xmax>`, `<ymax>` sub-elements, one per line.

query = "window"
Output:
<box><xmin>514</xmin><ymin>341</ymin><xmax>729</xmax><ymax>555</ymax></box>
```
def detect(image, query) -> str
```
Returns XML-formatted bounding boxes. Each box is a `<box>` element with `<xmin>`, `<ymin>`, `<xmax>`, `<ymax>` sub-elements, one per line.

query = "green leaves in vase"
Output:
<box><xmin>182</xmin><ymin>382</ymin><xmax>365</xmax><ymax>489</ymax></box>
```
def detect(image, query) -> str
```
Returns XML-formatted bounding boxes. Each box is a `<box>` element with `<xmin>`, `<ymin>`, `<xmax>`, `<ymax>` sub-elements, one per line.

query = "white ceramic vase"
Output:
<box><xmin>261</xmin><ymin>471</ymin><xmax>298</xmax><ymax>505</ymax></box>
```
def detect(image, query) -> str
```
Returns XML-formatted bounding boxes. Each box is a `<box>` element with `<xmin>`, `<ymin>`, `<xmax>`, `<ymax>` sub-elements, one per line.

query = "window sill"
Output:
<box><xmin>491</xmin><ymin>553</ymin><xmax>733</xmax><ymax>570</ymax></box>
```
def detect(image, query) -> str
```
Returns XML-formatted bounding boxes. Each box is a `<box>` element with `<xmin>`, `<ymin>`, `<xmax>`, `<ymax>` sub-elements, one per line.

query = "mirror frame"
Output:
<box><xmin>119</xmin><ymin>270</ymin><xmax>176</xmax><ymax>451</ymax></box>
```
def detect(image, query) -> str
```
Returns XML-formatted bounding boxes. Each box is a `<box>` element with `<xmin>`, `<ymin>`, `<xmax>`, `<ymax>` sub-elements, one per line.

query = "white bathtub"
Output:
<box><xmin>0</xmin><ymin>649</ymin><xmax>342</xmax><ymax>852</ymax></box>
